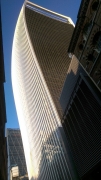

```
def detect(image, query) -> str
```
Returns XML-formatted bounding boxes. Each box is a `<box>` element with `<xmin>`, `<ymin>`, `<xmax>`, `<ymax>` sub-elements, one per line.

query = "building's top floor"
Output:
<box><xmin>26</xmin><ymin>1</ymin><xmax>74</xmax><ymax>25</ymax></box>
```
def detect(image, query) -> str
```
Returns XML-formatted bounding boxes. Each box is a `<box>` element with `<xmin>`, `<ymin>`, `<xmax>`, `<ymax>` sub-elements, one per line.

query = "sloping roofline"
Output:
<box><xmin>26</xmin><ymin>1</ymin><xmax>75</xmax><ymax>25</ymax></box>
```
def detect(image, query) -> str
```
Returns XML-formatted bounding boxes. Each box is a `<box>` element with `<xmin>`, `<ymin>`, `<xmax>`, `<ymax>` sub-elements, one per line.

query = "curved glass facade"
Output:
<box><xmin>11</xmin><ymin>2</ymin><xmax>77</xmax><ymax>180</ymax></box>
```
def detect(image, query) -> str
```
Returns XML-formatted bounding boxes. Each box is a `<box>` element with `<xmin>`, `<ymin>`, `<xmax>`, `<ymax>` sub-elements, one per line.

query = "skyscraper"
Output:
<box><xmin>11</xmin><ymin>1</ymin><xmax>79</xmax><ymax>180</ymax></box>
<box><xmin>6</xmin><ymin>129</ymin><xmax>28</xmax><ymax>180</ymax></box>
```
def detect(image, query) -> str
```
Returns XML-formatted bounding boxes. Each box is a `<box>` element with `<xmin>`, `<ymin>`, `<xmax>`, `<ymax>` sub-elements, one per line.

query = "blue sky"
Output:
<box><xmin>1</xmin><ymin>0</ymin><xmax>81</xmax><ymax>128</ymax></box>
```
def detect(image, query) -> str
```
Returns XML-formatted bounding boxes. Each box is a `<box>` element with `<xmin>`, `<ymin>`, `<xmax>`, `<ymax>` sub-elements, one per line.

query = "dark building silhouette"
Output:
<box><xmin>0</xmin><ymin>2</ymin><xmax>7</xmax><ymax>180</ymax></box>
<box><xmin>60</xmin><ymin>0</ymin><xmax>101</xmax><ymax>180</ymax></box>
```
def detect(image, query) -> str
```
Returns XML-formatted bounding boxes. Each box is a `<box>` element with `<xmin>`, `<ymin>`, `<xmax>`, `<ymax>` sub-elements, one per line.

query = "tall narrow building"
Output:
<box><xmin>11</xmin><ymin>1</ymin><xmax>79</xmax><ymax>180</ymax></box>
<box><xmin>6</xmin><ymin>129</ymin><xmax>28</xmax><ymax>180</ymax></box>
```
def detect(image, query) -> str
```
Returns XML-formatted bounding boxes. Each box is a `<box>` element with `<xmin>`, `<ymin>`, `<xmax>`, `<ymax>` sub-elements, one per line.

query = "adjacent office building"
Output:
<box><xmin>68</xmin><ymin>0</ymin><xmax>101</xmax><ymax>92</ymax></box>
<box><xmin>60</xmin><ymin>0</ymin><xmax>101</xmax><ymax>180</ymax></box>
<box><xmin>6</xmin><ymin>129</ymin><xmax>28</xmax><ymax>180</ymax></box>
<box><xmin>11</xmin><ymin>1</ymin><xmax>80</xmax><ymax>180</ymax></box>
<box><xmin>0</xmin><ymin>2</ymin><xmax>7</xmax><ymax>180</ymax></box>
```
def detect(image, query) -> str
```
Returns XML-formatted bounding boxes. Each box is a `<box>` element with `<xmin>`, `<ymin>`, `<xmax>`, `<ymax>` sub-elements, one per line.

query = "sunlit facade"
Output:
<box><xmin>11</xmin><ymin>1</ymin><xmax>78</xmax><ymax>180</ymax></box>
